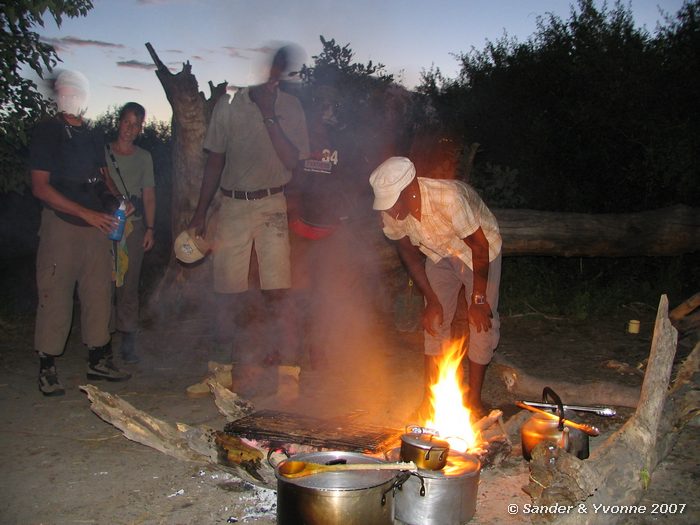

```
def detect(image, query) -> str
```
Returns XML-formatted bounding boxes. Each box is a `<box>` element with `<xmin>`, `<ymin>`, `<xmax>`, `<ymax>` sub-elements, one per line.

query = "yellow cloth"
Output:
<box><xmin>112</xmin><ymin>220</ymin><xmax>134</xmax><ymax>287</ymax></box>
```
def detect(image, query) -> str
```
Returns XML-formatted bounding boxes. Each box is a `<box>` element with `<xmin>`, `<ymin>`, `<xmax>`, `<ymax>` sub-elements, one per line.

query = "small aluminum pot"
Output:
<box><xmin>275</xmin><ymin>451</ymin><xmax>397</xmax><ymax>525</ymax></box>
<box><xmin>400</xmin><ymin>433</ymin><xmax>450</xmax><ymax>471</ymax></box>
<box><xmin>394</xmin><ymin>451</ymin><xmax>481</xmax><ymax>525</ymax></box>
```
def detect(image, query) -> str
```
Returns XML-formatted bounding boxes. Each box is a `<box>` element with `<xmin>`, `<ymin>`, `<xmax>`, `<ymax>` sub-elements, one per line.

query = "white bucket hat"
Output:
<box><xmin>369</xmin><ymin>157</ymin><xmax>416</xmax><ymax>210</ymax></box>
<box><xmin>174</xmin><ymin>229</ymin><xmax>210</xmax><ymax>264</ymax></box>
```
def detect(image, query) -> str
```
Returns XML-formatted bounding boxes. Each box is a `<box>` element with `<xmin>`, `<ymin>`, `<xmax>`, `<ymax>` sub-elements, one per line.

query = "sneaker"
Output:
<box><xmin>87</xmin><ymin>356</ymin><xmax>132</xmax><ymax>382</ymax></box>
<box><xmin>39</xmin><ymin>366</ymin><xmax>65</xmax><ymax>397</ymax></box>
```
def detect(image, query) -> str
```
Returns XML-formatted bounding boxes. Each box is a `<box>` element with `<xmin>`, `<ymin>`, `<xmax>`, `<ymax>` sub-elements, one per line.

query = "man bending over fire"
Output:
<box><xmin>369</xmin><ymin>156</ymin><xmax>502</xmax><ymax>420</ymax></box>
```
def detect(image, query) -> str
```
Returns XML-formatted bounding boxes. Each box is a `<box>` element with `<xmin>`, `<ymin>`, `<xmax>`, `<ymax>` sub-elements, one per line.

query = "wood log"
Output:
<box><xmin>493</xmin><ymin>204</ymin><xmax>700</xmax><ymax>257</ymax></box>
<box><xmin>522</xmin><ymin>295</ymin><xmax>700</xmax><ymax>525</ymax></box>
<box><xmin>492</xmin><ymin>357</ymin><xmax>641</xmax><ymax>408</ymax></box>
<box><xmin>670</xmin><ymin>291</ymin><xmax>700</xmax><ymax>336</ymax></box>
<box><xmin>79</xmin><ymin>384</ymin><xmax>277</xmax><ymax>488</ymax></box>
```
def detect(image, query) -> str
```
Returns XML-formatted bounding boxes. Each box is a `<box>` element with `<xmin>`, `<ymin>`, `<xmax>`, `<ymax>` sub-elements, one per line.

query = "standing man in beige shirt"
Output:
<box><xmin>189</xmin><ymin>46</ymin><xmax>309</xmax><ymax>397</ymax></box>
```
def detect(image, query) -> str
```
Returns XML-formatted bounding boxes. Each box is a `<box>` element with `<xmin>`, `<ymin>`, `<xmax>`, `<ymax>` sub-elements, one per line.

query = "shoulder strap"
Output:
<box><xmin>105</xmin><ymin>143</ymin><xmax>131</xmax><ymax>198</ymax></box>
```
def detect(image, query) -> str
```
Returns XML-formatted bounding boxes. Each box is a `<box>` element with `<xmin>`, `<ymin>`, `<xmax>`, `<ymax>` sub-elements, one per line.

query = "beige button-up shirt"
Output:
<box><xmin>381</xmin><ymin>177</ymin><xmax>502</xmax><ymax>269</ymax></box>
<box><xmin>204</xmin><ymin>87</ymin><xmax>309</xmax><ymax>191</ymax></box>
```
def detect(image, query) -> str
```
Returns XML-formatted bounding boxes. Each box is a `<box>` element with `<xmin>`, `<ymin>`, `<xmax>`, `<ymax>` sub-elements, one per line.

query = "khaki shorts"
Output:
<box><xmin>213</xmin><ymin>193</ymin><xmax>291</xmax><ymax>293</ymax></box>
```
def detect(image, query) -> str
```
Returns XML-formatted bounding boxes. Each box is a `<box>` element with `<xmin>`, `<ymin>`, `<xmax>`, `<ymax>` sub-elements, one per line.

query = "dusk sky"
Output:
<box><xmin>34</xmin><ymin>0</ymin><xmax>684</xmax><ymax>123</ymax></box>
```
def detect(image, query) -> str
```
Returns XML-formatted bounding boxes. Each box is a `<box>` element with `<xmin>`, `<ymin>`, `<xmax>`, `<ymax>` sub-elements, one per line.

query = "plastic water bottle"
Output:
<box><xmin>108</xmin><ymin>200</ymin><xmax>127</xmax><ymax>241</ymax></box>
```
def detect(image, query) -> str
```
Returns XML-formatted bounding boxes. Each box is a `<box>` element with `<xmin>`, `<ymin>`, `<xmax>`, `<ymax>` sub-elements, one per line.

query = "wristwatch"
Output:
<box><xmin>472</xmin><ymin>293</ymin><xmax>487</xmax><ymax>305</ymax></box>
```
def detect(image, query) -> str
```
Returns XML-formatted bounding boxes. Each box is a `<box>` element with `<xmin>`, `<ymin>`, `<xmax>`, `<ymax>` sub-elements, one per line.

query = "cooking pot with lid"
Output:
<box><xmin>274</xmin><ymin>450</ymin><xmax>397</xmax><ymax>525</ymax></box>
<box><xmin>400</xmin><ymin>431</ymin><xmax>450</xmax><ymax>471</ymax></box>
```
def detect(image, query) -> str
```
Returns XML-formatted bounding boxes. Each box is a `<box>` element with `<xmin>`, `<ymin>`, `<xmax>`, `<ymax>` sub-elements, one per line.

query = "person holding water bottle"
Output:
<box><xmin>29</xmin><ymin>70</ymin><xmax>133</xmax><ymax>396</ymax></box>
<box><xmin>104</xmin><ymin>102</ymin><xmax>156</xmax><ymax>364</ymax></box>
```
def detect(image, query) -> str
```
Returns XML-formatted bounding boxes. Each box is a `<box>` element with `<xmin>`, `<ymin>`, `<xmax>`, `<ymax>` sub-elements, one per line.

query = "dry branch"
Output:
<box><xmin>80</xmin><ymin>385</ymin><xmax>276</xmax><ymax>488</ymax></box>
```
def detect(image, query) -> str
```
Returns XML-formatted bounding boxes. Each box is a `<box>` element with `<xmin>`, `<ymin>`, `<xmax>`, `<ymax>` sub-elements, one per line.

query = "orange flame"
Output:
<box><xmin>424</xmin><ymin>339</ymin><xmax>478</xmax><ymax>452</ymax></box>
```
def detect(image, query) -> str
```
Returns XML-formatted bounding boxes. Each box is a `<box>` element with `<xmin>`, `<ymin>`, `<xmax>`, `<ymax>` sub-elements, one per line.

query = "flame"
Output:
<box><xmin>424</xmin><ymin>339</ymin><xmax>478</xmax><ymax>452</ymax></box>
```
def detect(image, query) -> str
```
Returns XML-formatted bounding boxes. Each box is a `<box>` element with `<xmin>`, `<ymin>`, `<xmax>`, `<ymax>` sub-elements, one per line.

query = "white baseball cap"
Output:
<box><xmin>369</xmin><ymin>157</ymin><xmax>416</xmax><ymax>210</ymax></box>
<box><xmin>174</xmin><ymin>229</ymin><xmax>211</xmax><ymax>264</ymax></box>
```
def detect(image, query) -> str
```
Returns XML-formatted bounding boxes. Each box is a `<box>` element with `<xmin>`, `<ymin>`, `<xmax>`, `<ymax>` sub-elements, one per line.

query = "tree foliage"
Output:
<box><xmin>298</xmin><ymin>36</ymin><xmax>414</xmax><ymax>171</ymax></box>
<box><xmin>0</xmin><ymin>0</ymin><xmax>94</xmax><ymax>192</ymax></box>
<box><xmin>419</xmin><ymin>0</ymin><xmax>700</xmax><ymax>213</ymax></box>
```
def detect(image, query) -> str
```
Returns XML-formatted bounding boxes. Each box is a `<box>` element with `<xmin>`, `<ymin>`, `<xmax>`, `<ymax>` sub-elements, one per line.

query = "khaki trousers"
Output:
<box><xmin>34</xmin><ymin>209</ymin><xmax>113</xmax><ymax>355</ymax></box>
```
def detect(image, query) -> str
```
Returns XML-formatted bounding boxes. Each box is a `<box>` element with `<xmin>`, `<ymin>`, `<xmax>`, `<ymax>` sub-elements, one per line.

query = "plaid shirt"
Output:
<box><xmin>382</xmin><ymin>177</ymin><xmax>502</xmax><ymax>269</ymax></box>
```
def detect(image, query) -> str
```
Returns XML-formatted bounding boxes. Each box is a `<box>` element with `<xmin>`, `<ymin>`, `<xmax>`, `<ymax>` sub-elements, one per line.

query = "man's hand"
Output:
<box><xmin>422</xmin><ymin>298</ymin><xmax>444</xmax><ymax>337</ymax></box>
<box><xmin>83</xmin><ymin>209</ymin><xmax>119</xmax><ymax>235</ymax></box>
<box><xmin>249</xmin><ymin>82</ymin><xmax>277</xmax><ymax>117</ymax></box>
<box><xmin>468</xmin><ymin>302</ymin><xmax>493</xmax><ymax>333</ymax></box>
<box><xmin>188</xmin><ymin>212</ymin><xmax>206</xmax><ymax>238</ymax></box>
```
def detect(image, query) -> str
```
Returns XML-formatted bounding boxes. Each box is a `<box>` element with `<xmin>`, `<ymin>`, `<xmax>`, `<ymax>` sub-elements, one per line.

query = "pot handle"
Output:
<box><xmin>542</xmin><ymin>387</ymin><xmax>565</xmax><ymax>431</ymax></box>
<box><xmin>393</xmin><ymin>471</ymin><xmax>426</xmax><ymax>497</ymax></box>
<box><xmin>266</xmin><ymin>446</ymin><xmax>290</xmax><ymax>468</ymax></box>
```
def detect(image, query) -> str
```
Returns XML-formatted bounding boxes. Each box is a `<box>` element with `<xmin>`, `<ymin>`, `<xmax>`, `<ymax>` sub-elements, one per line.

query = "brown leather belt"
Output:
<box><xmin>220</xmin><ymin>186</ymin><xmax>284</xmax><ymax>200</ymax></box>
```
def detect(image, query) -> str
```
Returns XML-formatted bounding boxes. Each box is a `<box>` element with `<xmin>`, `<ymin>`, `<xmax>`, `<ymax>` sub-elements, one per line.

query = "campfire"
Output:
<box><xmin>421</xmin><ymin>339</ymin><xmax>479</xmax><ymax>453</ymax></box>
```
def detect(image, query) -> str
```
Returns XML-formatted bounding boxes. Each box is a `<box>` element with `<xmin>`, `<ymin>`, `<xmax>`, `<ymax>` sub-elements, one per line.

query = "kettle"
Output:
<box><xmin>521</xmin><ymin>387</ymin><xmax>590</xmax><ymax>460</ymax></box>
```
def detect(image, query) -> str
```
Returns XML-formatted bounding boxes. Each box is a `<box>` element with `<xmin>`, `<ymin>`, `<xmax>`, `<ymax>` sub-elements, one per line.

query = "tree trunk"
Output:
<box><xmin>494</xmin><ymin>204</ymin><xmax>700</xmax><ymax>257</ymax></box>
<box><xmin>144</xmin><ymin>43</ymin><xmax>227</xmax><ymax>318</ymax></box>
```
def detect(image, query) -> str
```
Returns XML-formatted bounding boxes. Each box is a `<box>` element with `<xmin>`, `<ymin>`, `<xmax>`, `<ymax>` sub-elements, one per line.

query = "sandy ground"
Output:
<box><xmin>1</xmin><ymin>299</ymin><xmax>698</xmax><ymax>524</ymax></box>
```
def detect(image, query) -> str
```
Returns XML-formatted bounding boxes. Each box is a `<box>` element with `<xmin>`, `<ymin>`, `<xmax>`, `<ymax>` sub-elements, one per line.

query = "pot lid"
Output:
<box><xmin>275</xmin><ymin>451</ymin><xmax>398</xmax><ymax>489</ymax></box>
<box><xmin>401</xmin><ymin>432</ymin><xmax>450</xmax><ymax>450</ymax></box>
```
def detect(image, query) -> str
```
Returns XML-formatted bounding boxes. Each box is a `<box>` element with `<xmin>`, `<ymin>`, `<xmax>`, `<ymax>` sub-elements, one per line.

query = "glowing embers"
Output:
<box><xmin>423</xmin><ymin>339</ymin><xmax>478</xmax><ymax>453</ymax></box>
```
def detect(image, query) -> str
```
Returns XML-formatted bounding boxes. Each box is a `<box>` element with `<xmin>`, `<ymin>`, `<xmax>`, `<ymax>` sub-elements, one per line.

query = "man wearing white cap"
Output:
<box><xmin>369</xmin><ymin>156</ymin><xmax>502</xmax><ymax>419</ymax></box>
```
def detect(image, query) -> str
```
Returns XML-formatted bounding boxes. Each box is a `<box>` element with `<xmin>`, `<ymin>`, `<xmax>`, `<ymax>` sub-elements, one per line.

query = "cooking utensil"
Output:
<box><xmin>278</xmin><ymin>460</ymin><xmax>416</xmax><ymax>479</ymax></box>
<box><xmin>400</xmin><ymin>432</ymin><xmax>450</xmax><ymax>471</ymax></box>
<box><xmin>517</xmin><ymin>401</ymin><xmax>600</xmax><ymax>436</ymax></box>
<box><xmin>521</xmin><ymin>400</ymin><xmax>616</xmax><ymax>417</ymax></box>
<box><xmin>275</xmin><ymin>451</ymin><xmax>400</xmax><ymax>525</ymax></box>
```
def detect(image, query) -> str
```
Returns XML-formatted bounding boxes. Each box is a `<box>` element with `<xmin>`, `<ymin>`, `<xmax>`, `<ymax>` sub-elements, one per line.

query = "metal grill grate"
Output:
<box><xmin>223</xmin><ymin>409</ymin><xmax>403</xmax><ymax>453</ymax></box>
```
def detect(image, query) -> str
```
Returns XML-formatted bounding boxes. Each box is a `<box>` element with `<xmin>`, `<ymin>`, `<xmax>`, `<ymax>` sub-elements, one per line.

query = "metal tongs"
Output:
<box><xmin>520</xmin><ymin>401</ymin><xmax>616</xmax><ymax>417</ymax></box>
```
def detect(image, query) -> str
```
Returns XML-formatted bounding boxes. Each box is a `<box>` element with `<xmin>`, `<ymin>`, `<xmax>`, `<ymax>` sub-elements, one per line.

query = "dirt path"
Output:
<box><xmin>1</xmin><ymin>307</ymin><xmax>697</xmax><ymax>524</ymax></box>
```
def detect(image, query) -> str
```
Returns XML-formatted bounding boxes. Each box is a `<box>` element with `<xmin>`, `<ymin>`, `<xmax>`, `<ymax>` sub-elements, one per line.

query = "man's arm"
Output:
<box><xmin>395</xmin><ymin>235</ymin><xmax>443</xmax><ymax>336</ymax></box>
<box><xmin>463</xmin><ymin>226</ymin><xmax>493</xmax><ymax>332</ymax></box>
<box><xmin>188</xmin><ymin>151</ymin><xmax>225</xmax><ymax>237</ymax></box>
<box><xmin>31</xmin><ymin>170</ymin><xmax>117</xmax><ymax>234</ymax></box>
<box><xmin>249</xmin><ymin>84</ymin><xmax>300</xmax><ymax>170</ymax></box>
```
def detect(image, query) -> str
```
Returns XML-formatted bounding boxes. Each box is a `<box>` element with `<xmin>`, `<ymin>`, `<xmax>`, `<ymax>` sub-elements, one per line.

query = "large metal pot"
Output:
<box><xmin>275</xmin><ymin>451</ymin><xmax>397</xmax><ymax>525</ymax></box>
<box><xmin>394</xmin><ymin>450</ymin><xmax>481</xmax><ymax>525</ymax></box>
<box><xmin>400</xmin><ymin>432</ymin><xmax>450</xmax><ymax>471</ymax></box>
<box><xmin>521</xmin><ymin>387</ymin><xmax>589</xmax><ymax>460</ymax></box>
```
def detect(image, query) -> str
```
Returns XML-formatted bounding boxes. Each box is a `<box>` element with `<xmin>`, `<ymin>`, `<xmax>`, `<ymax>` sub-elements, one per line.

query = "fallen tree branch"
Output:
<box><xmin>80</xmin><ymin>385</ymin><xmax>276</xmax><ymax>488</ymax></box>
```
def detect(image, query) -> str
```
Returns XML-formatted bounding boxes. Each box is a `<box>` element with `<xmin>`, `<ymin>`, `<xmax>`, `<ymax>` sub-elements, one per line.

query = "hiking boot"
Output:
<box><xmin>39</xmin><ymin>366</ymin><xmax>65</xmax><ymax>397</ymax></box>
<box><xmin>119</xmin><ymin>332</ymin><xmax>139</xmax><ymax>364</ymax></box>
<box><xmin>87</xmin><ymin>344</ymin><xmax>131</xmax><ymax>382</ymax></box>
